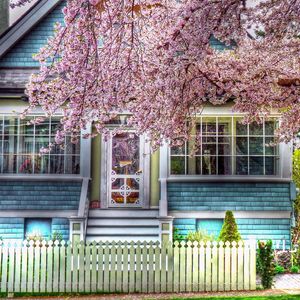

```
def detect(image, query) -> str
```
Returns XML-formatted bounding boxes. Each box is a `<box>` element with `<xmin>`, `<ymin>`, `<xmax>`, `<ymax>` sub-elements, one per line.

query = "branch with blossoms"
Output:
<box><xmin>9</xmin><ymin>0</ymin><xmax>300</xmax><ymax>150</ymax></box>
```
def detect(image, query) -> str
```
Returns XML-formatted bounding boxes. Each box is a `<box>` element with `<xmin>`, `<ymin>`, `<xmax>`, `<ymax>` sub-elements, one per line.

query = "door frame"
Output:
<box><xmin>100</xmin><ymin>132</ymin><xmax>150</xmax><ymax>209</ymax></box>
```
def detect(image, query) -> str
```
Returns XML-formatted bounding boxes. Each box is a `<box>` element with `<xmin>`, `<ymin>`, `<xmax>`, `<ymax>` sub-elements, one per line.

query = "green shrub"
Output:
<box><xmin>257</xmin><ymin>240</ymin><xmax>275</xmax><ymax>289</ymax></box>
<box><xmin>275</xmin><ymin>265</ymin><xmax>285</xmax><ymax>274</ymax></box>
<box><xmin>292</xmin><ymin>243</ymin><xmax>300</xmax><ymax>266</ymax></box>
<box><xmin>290</xmin><ymin>265</ymin><xmax>299</xmax><ymax>274</ymax></box>
<box><xmin>218</xmin><ymin>211</ymin><xmax>241</xmax><ymax>242</ymax></box>
<box><xmin>186</xmin><ymin>229</ymin><xmax>215</xmax><ymax>243</ymax></box>
<box><xmin>52</xmin><ymin>231</ymin><xmax>63</xmax><ymax>242</ymax></box>
<box><xmin>173</xmin><ymin>227</ymin><xmax>183</xmax><ymax>241</ymax></box>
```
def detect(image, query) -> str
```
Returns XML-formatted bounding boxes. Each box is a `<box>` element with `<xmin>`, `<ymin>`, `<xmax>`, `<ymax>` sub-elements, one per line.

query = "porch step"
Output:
<box><xmin>86</xmin><ymin>209</ymin><xmax>160</xmax><ymax>243</ymax></box>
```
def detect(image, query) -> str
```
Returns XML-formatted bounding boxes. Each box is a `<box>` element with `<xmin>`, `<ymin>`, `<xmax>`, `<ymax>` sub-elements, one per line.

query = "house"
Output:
<box><xmin>0</xmin><ymin>0</ymin><xmax>296</xmax><ymax>248</ymax></box>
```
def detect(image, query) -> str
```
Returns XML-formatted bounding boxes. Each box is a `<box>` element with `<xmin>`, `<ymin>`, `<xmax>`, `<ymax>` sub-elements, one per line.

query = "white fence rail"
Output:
<box><xmin>0</xmin><ymin>240</ymin><xmax>256</xmax><ymax>294</ymax></box>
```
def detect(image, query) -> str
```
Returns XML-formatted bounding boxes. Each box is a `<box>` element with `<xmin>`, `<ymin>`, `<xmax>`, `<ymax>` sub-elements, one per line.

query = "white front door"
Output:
<box><xmin>108</xmin><ymin>132</ymin><xmax>144</xmax><ymax>207</ymax></box>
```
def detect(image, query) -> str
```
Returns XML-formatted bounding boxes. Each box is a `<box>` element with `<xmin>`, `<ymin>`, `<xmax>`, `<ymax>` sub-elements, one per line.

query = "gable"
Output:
<box><xmin>0</xmin><ymin>1</ymin><xmax>65</xmax><ymax>68</ymax></box>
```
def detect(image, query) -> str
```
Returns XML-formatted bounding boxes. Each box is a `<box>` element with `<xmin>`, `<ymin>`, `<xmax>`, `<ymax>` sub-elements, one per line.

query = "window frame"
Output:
<box><xmin>168</xmin><ymin>115</ymin><xmax>281</xmax><ymax>178</ymax></box>
<box><xmin>0</xmin><ymin>114</ymin><xmax>85</xmax><ymax>176</ymax></box>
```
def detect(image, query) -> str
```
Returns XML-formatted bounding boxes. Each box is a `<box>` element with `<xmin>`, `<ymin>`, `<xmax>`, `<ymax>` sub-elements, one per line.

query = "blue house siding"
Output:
<box><xmin>0</xmin><ymin>218</ymin><xmax>24</xmax><ymax>240</ymax></box>
<box><xmin>52</xmin><ymin>218</ymin><xmax>69</xmax><ymax>241</ymax></box>
<box><xmin>168</xmin><ymin>182</ymin><xmax>293</xmax><ymax>211</ymax></box>
<box><xmin>0</xmin><ymin>2</ymin><xmax>65</xmax><ymax>67</ymax></box>
<box><xmin>0</xmin><ymin>180</ymin><xmax>81</xmax><ymax>210</ymax></box>
<box><xmin>173</xmin><ymin>218</ymin><xmax>291</xmax><ymax>248</ymax></box>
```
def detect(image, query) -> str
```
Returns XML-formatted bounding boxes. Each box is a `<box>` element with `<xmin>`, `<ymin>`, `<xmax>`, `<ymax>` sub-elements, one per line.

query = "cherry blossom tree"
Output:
<box><xmin>9</xmin><ymin>0</ymin><xmax>300</xmax><ymax>149</ymax></box>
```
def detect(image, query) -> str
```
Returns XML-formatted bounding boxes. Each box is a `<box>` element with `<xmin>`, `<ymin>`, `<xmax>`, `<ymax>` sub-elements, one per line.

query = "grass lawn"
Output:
<box><xmin>170</xmin><ymin>296</ymin><xmax>300</xmax><ymax>300</ymax></box>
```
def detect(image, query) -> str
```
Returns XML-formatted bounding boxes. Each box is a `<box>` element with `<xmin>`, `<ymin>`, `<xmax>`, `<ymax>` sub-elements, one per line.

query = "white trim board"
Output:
<box><xmin>0</xmin><ymin>210</ymin><xmax>78</xmax><ymax>218</ymax></box>
<box><xmin>169</xmin><ymin>211</ymin><xmax>291</xmax><ymax>219</ymax></box>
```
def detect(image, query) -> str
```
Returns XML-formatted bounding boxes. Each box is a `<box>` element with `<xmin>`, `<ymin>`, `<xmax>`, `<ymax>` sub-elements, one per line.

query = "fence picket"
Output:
<box><xmin>116</xmin><ymin>241</ymin><xmax>123</xmax><ymax>292</ymax></box>
<box><xmin>173</xmin><ymin>241</ymin><xmax>180</xmax><ymax>293</ymax></box>
<box><xmin>110</xmin><ymin>241</ymin><xmax>117</xmax><ymax>292</ymax></box>
<box><xmin>167</xmin><ymin>241</ymin><xmax>174</xmax><ymax>293</ymax></box>
<box><xmin>122</xmin><ymin>241</ymin><xmax>129</xmax><ymax>293</ymax></box>
<box><xmin>21</xmin><ymin>241</ymin><xmax>28</xmax><ymax>293</ymax></box>
<box><xmin>78</xmin><ymin>241</ymin><xmax>85</xmax><ymax>293</ymax></box>
<box><xmin>154</xmin><ymin>241</ymin><xmax>161</xmax><ymax>293</ymax></box>
<box><xmin>142</xmin><ymin>241</ymin><xmax>148</xmax><ymax>293</ymax></box>
<box><xmin>0</xmin><ymin>239</ymin><xmax>256</xmax><ymax>294</ymax></box>
<box><xmin>40</xmin><ymin>241</ymin><xmax>47</xmax><ymax>293</ymax></box>
<box><xmin>199</xmin><ymin>241</ymin><xmax>205</xmax><ymax>292</ymax></box>
<box><xmin>33</xmin><ymin>241</ymin><xmax>40</xmax><ymax>293</ymax></box>
<box><xmin>191</xmin><ymin>241</ymin><xmax>198</xmax><ymax>292</ymax></box>
<box><xmin>59</xmin><ymin>241</ymin><xmax>66</xmax><ymax>293</ymax></box>
<box><xmin>103</xmin><ymin>241</ymin><xmax>110</xmax><ymax>293</ymax></box>
<box><xmin>72</xmin><ymin>242</ymin><xmax>78</xmax><ymax>292</ymax></box>
<box><xmin>160</xmin><ymin>243</ymin><xmax>167</xmax><ymax>293</ymax></box>
<box><xmin>148</xmin><ymin>241</ymin><xmax>154</xmax><ymax>293</ymax></box>
<box><xmin>65</xmin><ymin>242</ymin><xmax>72</xmax><ymax>293</ymax></box>
<box><xmin>179</xmin><ymin>241</ymin><xmax>186</xmax><ymax>292</ymax></box>
<box><xmin>186</xmin><ymin>241</ymin><xmax>192</xmax><ymax>292</ymax></box>
<box><xmin>97</xmin><ymin>241</ymin><xmax>104</xmax><ymax>292</ymax></box>
<box><xmin>91</xmin><ymin>241</ymin><xmax>98</xmax><ymax>293</ymax></box>
<box><xmin>8</xmin><ymin>244</ymin><xmax>15</xmax><ymax>293</ymax></box>
<box><xmin>231</xmin><ymin>241</ymin><xmax>237</xmax><ymax>291</ymax></box>
<box><xmin>218</xmin><ymin>241</ymin><xmax>225</xmax><ymax>292</ymax></box>
<box><xmin>205</xmin><ymin>241</ymin><xmax>212</xmax><ymax>292</ymax></box>
<box><xmin>27</xmin><ymin>241</ymin><xmax>34</xmax><ymax>293</ymax></box>
<box><xmin>135</xmin><ymin>241</ymin><xmax>142</xmax><ymax>292</ymax></box>
<box><xmin>53</xmin><ymin>241</ymin><xmax>60</xmax><ymax>292</ymax></box>
<box><xmin>237</xmin><ymin>241</ymin><xmax>244</xmax><ymax>290</ymax></box>
<box><xmin>84</xmin><ymin>242</ymin><xmax>91</xmax><ymax>293</ymax></box>
<box><xmin>224</xmin><ymin>241</ymin><xmax>231</xmax><ymax>291</ymax></box>
<box><xmin>243</xmin><ymin>241</ymin><xmax>250</xmax><ymax>291</ymax></box>
<box><xmin>14</xmin><ymin>243</ymin><xmax>21</xmax><ymax>293</ymax></box>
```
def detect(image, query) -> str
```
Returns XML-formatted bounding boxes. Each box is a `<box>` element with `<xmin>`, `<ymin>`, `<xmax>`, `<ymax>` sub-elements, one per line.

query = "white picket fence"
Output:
<box><xmin>0</xmin><ymin>240</ymin><xmax>256</xmax><ymax>294</ymax></box>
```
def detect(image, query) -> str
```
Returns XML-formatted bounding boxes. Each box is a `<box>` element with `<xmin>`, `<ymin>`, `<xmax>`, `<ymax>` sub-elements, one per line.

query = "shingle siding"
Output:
<box><xmin>173</xmin><ymin>218</ymin><xmax>291</xmax><ymax>248</ymax></box>
<box><xmin>0</xmin><ymin>2</ymin><xmax>65</xmax><ymax>68</ymax></box>
<box><xmin>0</xmin><ymin>218</ymin><xmax>24</xmax><ymax>240</ymax></box>
<box><xmin>0</xmin><ymin>181</ymin><xmax>81</xmax><ymax>210</ymax></box>
<box><xmin>52</xmin><ymin>218</ymin><xmax>69</xmax><ymax>241</ymax></box>
<box><xmin>168</xmin><ymin>182</ymin><xmax>293</xmax><ymax>211</ymax></box>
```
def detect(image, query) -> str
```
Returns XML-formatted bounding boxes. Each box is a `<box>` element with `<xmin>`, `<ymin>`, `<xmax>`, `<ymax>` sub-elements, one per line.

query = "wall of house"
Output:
<box><xmin>173</xmin><ymin>218</ymin><xmax>291</xmax><ymax>248</ymax></box>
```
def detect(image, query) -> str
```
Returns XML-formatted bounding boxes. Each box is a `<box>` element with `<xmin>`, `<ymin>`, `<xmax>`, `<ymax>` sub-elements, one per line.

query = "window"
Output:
<box><xmin>25</xmin><ymin>219</ymin><xmax>52</xmax><ymax>240</ymax></box>
<box><xmin>170</xmin><ymin>116</ymin><xmax>279</xmax><ymax>176</ymax></box>
<box><xmin>0</xmin><ymin>115</ymin><xmax>80</xmax><ymax>174</ymax></box>
<box><xmin>197</xmin><ymin>219</ymin><xmax>223</xmax><ymax>238</ymax></box>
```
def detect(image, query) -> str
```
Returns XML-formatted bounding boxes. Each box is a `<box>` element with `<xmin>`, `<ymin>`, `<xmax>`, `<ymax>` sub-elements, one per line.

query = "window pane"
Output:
<box><xmin>34</xmin><ymin>155</ymin><xmax>49</xmax><ymax>174</ymax></box>
<box><xmin>50</xmin><ymin>155</ymin><xmax>64</xmax><ymax>173</ymax></box>
<box><xmin>35</xmin><ymin>120</ymin><xmax>50</xmax><ymax>136</ymax></box>
<box><xmin>66</xmin><ymin>137</ymin><xmax>80</xmax><ymax>155</ymax></box>
<box><xmin>170</xmin><ymin>157</ymin><xmax>185</xmax><ymax>174</ymax></box>
<box><xmin>64</xmin><ymin>155</ymin><xmax>80</xmax><ymax>174</ymax></box>
<box><xmin>236</xmin><ymin>119</ymin><xmax>247</xmax><ymax>135</ymax></box>
<box><xmin>4</xmin><ymin>117</ymin><xmax>18</xmax><ymax>135</ymax></box>
<box><xmin>112</xmin><ymin>133</ymin><xmax>140</xmax><ymax>175</ymax></box>
<box><xmin>218</xmin><ymin>156</ymin><xmax>232</xmax><ymax>175</ymax></box>
<box><xmin>202</xmin><ymin>136</ymin><xmax>216</xmax><ymax>155</ymax></box>
<box><xmin>265</xmin><ymin>137</ymin><xmax>278</xmax><ymax>155</ymax></box>
<box><xmin>265</xmin><ymin>156</ymin><xmax>278</xmax><ymax>175</ymax></box>
<box><xmin>3</xmin><ymin>135</ymin><xmax>17</xmax><ymax>154</ymax></box>
<box><xmin>19</xmin><ymin>117</ymin><xmax>34</xmax><ymax>135</ymax></box>
<box><xmin>170</xmin><ymin>145</ymin><xmax>185</xmax><ymax>155</ymax></box>
<box><xmin>19</xmin><ymin>135</ymin><xmax>34</xmax><ymax>155</ymax></box>
<box><xmin>35</xmin><ymin>136</ymin><xmax>50</xmax><ymax>153</ymax></box>
<box><xmin>265</xmin><ymin>120</ymin><xmax>276</xmax><ymax>135</ymax></box>
<box><xmin>25</xmin><ymin>219</ymin><xmax>51</xmax><ymax>240</ymax></box>
<box><xmin>2</xmin><ymin>154</ymin><xmax>17</xmax><ymax>173</ymax></box>
<box><xmin>202</xmin><ymin>117</ymin><xmax>216</xmax><ymax>135</ymax></box>
<box><xmin>18</xmin><ymin>155</ymin><xmax>34</xmax><ymax>173</ymax></box>
<box><xmin>249</xmin><ymin>156</ymin><xmax>264</xmax><ymax>175</ymax></box>
<box><xmin>249</xmin><ymin>137</ymin><xmax>263</xmax><ymax>155</ymax></box>
<box><xmin>218</xmin><ymin>117</ymin><xmax>232</xmax><ymax>135</ymax></box>
<box><xmin>236</xmin><ymin>137</ymin><xmax>248</xmax><ymax>155</ymax></box>
<box><xmin>218</xmin><ymin>137</ymin><xmax>231</xmax><ymax>155</ymax></box>
<box><xmin>236</xmin><ymin>156</ymin><xmax>248</xmax><ymax>175</ymax></box>
<box><xmin>249</xmin><ymin>122</ymin><xmax>263</xmax><ymax>135</ymax></box>
<box><xmin>202</xmin><ymin>155</ymin><xmax>217</xmax><ymax>175</ymax></box>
